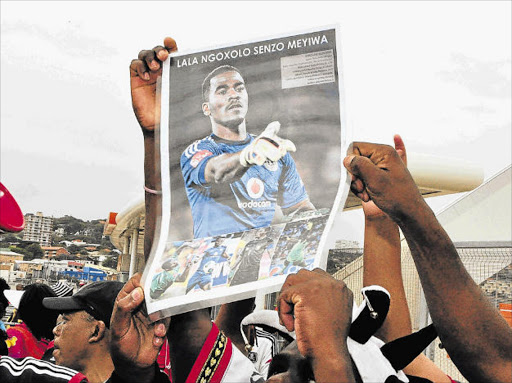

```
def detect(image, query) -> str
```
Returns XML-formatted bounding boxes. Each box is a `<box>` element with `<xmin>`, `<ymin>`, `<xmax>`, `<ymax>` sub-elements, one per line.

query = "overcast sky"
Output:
<box><xmin>1</xmin><ymin>1</ymin><xmax>510</xmax><ymax>243</ymax></box>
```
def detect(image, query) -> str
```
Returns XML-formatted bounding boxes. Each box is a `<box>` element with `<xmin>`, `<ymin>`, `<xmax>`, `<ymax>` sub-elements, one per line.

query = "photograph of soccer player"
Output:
<box><xmin>180</xmin><ymin>65</ymin><xmax>315</xmax><ymax>239</ymax></box>
<box><xmin>149</xmin><ymin>242</ymin><xmax>199</xmax><ymax>299</ymax></box>
<box><xmin>269</xmin><ymin>216</ymin><xmax>328</xmax><ymax>276</ymax></box>
<box><xmin>228</xmin><ymin>226</ymin><xmax>280</xmax><ymax>286</ymax></box>
<box><xmin>185</xmin><ymin>237</ymin><xmax>231</xmax><ymax>294</ymax></box>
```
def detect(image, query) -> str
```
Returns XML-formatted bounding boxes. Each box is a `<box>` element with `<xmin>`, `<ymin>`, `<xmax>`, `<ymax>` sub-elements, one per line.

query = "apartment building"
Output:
<box><xmin>22</xmin><ymin>212</ymin><xmax>54</xmax><ymax>246</ymax></box>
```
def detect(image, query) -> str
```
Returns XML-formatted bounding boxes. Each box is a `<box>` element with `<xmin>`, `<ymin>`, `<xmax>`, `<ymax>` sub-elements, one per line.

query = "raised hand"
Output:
<box><xmin>361</xmin><ymin>134</ymin><xmax>407</xmax><ymax>218</ymax></box>
<box><xmin>277</xmin><ymin>269</ymin><xmax>355</xmax><ymax>382</ymax></box>
<box><xmin>130</xmin><ymin>37</ymin><xmax>177</xmax><ymax>133</ymax></box>
<box><xmin>109</xmin><ymin>274</ymin><xmax>169</xmax><ymax>383</ymax></box>
<box><xmin>344</xmin><ymin>135</ymin><xmax>424</xmax><ymax>223</ymax></box>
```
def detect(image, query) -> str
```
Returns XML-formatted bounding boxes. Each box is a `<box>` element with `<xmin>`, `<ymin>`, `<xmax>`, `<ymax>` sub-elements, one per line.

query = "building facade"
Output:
<box><xmin>22</xmin><ymin>212</ymin><xmax>54</xmax><ymax>246</ymax></box>
<box><xmin>41</xmin><ymin>246</ymin><xmax>69</xmax><ymax>258</ymax></box>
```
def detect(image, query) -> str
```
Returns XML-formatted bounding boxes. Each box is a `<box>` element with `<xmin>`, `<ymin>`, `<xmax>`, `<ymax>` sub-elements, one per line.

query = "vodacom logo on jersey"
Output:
<box><xmin>247</xmin><ymin>178</ymin><xmax>264</xmax><ymax>199</ymax></box>
<box><xmin>238</xmin><ymin>178</ymin><xmax>271</xmax><ymax>209</ymax></box>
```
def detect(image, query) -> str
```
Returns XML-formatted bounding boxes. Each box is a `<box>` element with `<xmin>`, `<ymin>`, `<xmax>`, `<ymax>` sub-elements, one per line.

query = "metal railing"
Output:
<box><xmin>332</xmin><ymin>244</ymin><xmax>512</xmax><ymax>383</ymax></box>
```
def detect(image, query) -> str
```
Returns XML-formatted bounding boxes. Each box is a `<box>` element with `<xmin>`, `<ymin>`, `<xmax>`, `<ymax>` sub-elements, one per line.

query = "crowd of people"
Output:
<box><xmin>1</xmin><ymin>36</ymin><xmax>511</xmax><ymax>383</ymax></box>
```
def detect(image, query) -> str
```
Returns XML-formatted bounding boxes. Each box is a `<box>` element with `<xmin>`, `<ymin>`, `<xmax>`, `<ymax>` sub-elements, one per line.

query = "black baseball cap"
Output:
<box><xmin>43</xmin><ymin>281</ymin><xmax>123</xmax><ymax>328</ymax></box>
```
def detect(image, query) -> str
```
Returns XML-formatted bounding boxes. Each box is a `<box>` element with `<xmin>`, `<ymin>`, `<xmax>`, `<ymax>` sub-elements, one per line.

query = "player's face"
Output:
<box><xmin>204</xmin><ymin>71</ymin><xmax>248</xmax><ymax>129</ymax></box>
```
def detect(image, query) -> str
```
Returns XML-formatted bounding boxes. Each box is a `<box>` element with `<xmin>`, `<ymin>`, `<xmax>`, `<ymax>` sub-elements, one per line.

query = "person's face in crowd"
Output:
<box><xmin>52</xmin><ymin>311</ymin><xmax>97</xmax><ymax>371</ymax></box>
<box><xmin>204</xmin><ymin>71</ymin><xmax>248</xmax><ymax>129</ymax></box>
<box><xmin>266</xmin><ymin>341</ymin><xmax>315</xmax><ymax>383</ymax></box>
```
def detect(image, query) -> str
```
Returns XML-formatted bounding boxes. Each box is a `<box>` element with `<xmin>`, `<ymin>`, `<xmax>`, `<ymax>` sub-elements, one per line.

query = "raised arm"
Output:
<box><xmin>363</xmin><ymin>135</ymin><xmax>412</xmax><ymax>341</ymax></box>
<box><xmin>214</xmin><ymin>297</ymin><xmax>255</xmax><ymax>354</ymax></box>
<box><xmin>130</xmin><ymin>37</ymin><xmax>177</xmax><ymax>259</ymax></box>
<box><xmin>362</xmin><ymin>135</ymin><xmax>450</xmax><ymax>382</ymax></box>
<box><xmin>345</xmin><ymin>141</ymin><xmax>512</xmax><ymax>383</ymax></box>
<box><xmin>130</xmin><ymin>38</ymin><xmax>215</xmax><ymax>382</ymax></box>
<box><xmin>278</xmin><ymin>269</ymin><xmax>356</xmax><ymax>383</ymax></box>
<box><xmin>363</xmin><ymin>193</ymin><xmax>410</xmax><ymax>340</ymax></box>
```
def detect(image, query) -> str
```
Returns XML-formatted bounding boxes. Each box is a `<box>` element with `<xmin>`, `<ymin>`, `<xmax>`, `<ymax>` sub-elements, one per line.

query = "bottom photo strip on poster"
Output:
<box><xmin>144</xmin><ymin>209</ymin><xmax>331</xmax><ymax>319</ymax></box>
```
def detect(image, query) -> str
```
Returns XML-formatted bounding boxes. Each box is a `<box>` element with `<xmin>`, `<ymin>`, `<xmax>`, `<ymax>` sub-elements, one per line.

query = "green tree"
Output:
<box><xmin>56</xmin><ymin>253</ymin><xmax>79</xmax><ymax>261</ymax></box>
<box><xmin>23</xmin><ymin>243</ymin><xmax>44</xmax><ymax>261</ymax></box>
<box><xmin>9</xmin><ymin>246</ymin><xmax>27</xmax><ymax>256</ymax></box>
<box><xmin>102</xmin><ymin>256</ymin><xmax>118</xmax><ymax>269</ymax></box>
<box><xmin>0</xmin><ymin>233</ymin><xmax>21</xmax><ymax>243</ymax></box>
<box><xmin>101</xmin><ymin>237</ymin><xmax>113</xmax><ymax>249</ymax></box>
<box><xmin>67</xmin><ymin>244</ymin><xmax>81</xmax><ymax>254</ymax></box>
<box><xmin>54</xmin><ymin>215</ymin><xmax>85</xmax><ymax>235</ymax></box>
<box><xmin>51</xmin><ymin>233</ymin><xmax>64</xmax><ymax>246</ymax></box>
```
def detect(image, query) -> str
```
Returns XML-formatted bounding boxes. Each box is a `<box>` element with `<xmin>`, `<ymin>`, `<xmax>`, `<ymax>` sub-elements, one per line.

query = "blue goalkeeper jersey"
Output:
<box><xmin>181</xmin><ymin>133</ymin><xmax>308</xmax><ymax>238</ymax></box>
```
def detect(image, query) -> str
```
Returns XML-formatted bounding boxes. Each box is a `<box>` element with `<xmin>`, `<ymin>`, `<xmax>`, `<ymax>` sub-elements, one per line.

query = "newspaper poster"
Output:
<box><xmin>143</xmin><ymin>26</ymin><xmax>350</xmax><ymax>319</ymax></box>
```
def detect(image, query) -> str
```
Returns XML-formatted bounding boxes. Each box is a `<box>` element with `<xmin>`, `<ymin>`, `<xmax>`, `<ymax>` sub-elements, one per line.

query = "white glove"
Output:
<box><xmin>239</xmin><ymin>121</ymin><xmax>296</xmax><ymax>167</ymax></box>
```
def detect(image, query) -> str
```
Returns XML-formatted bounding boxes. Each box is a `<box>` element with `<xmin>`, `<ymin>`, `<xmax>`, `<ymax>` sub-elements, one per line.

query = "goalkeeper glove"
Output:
<box><xmin>239</xmin><ymin>121</ymin><xmax>296</xmax><ymax>167</ymax></box>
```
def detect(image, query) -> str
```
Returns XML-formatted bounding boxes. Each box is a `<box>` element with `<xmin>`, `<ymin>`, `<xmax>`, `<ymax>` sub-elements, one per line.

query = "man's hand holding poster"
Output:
<box><xmin>142</xmin><ymin>26</ymin><xmax>350</xmax><ymax>319</ymax></box>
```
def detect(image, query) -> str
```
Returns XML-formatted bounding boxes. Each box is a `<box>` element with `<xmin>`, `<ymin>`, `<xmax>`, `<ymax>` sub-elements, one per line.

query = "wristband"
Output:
<box><xmin>144</xmin><ymin>186</ymin><xmax>162</xmax><ymax>195</ymax></box>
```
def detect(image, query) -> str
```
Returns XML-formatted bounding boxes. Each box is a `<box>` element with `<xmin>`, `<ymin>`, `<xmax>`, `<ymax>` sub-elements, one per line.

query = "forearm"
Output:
<box><xmin>214</xmin><ymin>298</ymin><xmax>255</xmax><ymax>353</ymax></box>
<box><xmin>364</xmin><ymin>214</ymin><xmax>411</xmax><ymax>341</ymax></box>
<box><xmin>398</xmin><ymin>203</ymin><xmax>512</xmax><ymax>382</ymax></box>
<box><xmin>143</xmin><ymin>132</ymin><xmax>158</xmax><ymax>261</ymax></box>
<box><xmin>312</xmin><ymin>344</ymin><xmax>356</xmax><ymax>383</ymax></box>
<box><xmin>204</xmin><ymin>152</ymin><xmax>248</xmax><ymax>183</ymax></box>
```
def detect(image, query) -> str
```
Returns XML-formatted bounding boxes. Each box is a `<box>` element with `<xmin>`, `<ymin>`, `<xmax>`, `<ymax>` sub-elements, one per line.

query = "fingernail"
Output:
<box><xmin>132</xmin><ymin>287</ymin><xmax>142</xmax><ymax>301</ymax></box>
<box><xmin>343</xmin><ymin>155</ymin><xmax>355</xmax><ymax>167</ymax></box>
<box><xmin>143</xmin><ymin>72</ymin><xmax>150</xmax><ymax>80</ymax></box>
<box><xmin>149</xmin><ymin>60</ymin><xmax>159</xmax><ymax>70</ymax></box>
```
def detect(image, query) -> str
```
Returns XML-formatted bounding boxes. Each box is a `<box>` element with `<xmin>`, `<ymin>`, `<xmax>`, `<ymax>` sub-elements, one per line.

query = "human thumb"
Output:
<box><xmin>111</xmin><ymin>287</ymin><xmax>144</xmax><ymax>337</ymax></box>
<box><xmin>343</xmin><ymin>154</ymin><xmax>381</xmax><ymax>183</ymax></box>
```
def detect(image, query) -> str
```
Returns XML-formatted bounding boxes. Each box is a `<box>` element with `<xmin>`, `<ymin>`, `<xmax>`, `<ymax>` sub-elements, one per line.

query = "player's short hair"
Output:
<box><xmin>202</xmin><ymin>65</ymin><xmax>243</xmax><ymax>102</ymax></box>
